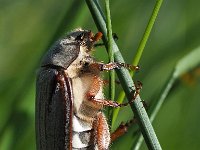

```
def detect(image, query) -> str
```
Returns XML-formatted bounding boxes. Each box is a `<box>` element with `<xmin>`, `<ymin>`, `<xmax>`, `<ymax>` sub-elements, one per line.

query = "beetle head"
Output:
<box><xmin>41</xmin><ymin>29</ymin><xmax>102</xmax><ymax>69</ymax></box>
<box><xmin>68</xmin><ymin>29</ymin><xmax>102</xmax><ymax>51</ymax></box>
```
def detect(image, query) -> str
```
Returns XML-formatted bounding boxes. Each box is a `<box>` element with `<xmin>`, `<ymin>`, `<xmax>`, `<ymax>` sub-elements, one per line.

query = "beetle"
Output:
<box><xmin>36</xmin><ymin>28</ymin><xmax>139</xmax><ymax>150</ymax></box>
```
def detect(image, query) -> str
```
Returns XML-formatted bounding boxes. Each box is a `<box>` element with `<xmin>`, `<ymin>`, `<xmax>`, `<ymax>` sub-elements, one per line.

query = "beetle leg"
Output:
<box><xmin>94</xmin><ymin>33</ymin><xmax>118</xmax><ymax>47</ymax></box>
<box><xmin>141</xmin><ymin>100</ymin><xmax>149</xmax><ymax>110</ymax></box>
<box><xmin>87</xmin><ymin>80</ymin><xmax>142</xmax><ymax>107</ymax></box>
<box><xmin>93</xmin><ymin>112</ymin><xmax>110</xmax><ymax>150</ymax></box>
<box><xmin>111</xmin><ymin>123</ymin><xmax>128</xmax><ymax>142</ymax></box>
<box><xmin>86</xmin><ymin>76</ymin><xmax>125</xmax><ymax>107</ymax></box>
<box><xmin>90</xmin><ymin>62</ymin><xmax>140</xmax><ymax>72</ymax></box>
<box><xmin>91</xmin><ymin>32</ymin><xmax>103</xmax><ymax>42</ymax></box>
<box><xmin>94</xmin><ymin>43</ymin><xmax>105</xmax><ymax>47</ymax></box>
<box><xmin>129</xmin><ymin>81</ymin><xmax>142</xmax><ymax>103</ymax></box>
<box><xmin>103</xmin><ymin>79</ymin><xmax>120</xmax><ymax>85</ymax></box>
<box><xmin>88</xmin><ymin>96</ymin><xmax>136</xmax><ymax>107</ymax></box>
<box><xmin>101</xmin><ymin>62</ymin><xmax>140</xmax><ymax>71</ymax></box>
<box><xmin>111</xmin><ymin>118</ymin><xmax>137</xmax><ymax>142</ymax></box>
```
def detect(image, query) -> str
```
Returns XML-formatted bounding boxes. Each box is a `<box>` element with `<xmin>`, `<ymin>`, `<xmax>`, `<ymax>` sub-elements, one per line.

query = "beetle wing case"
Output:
<box><xmin>36</xmin><ymin>30</ymin><xmax>82</xmax><ymax>149</ymax></box>
<box><xmin>36</xmin><ymin>29</ymin><xmax>86</xmax><ymax>149</ymax></box>
<box><xmin>36</xmin><ymin>68</ymin><xmax>73</xmax><ymax>150</ymax></box>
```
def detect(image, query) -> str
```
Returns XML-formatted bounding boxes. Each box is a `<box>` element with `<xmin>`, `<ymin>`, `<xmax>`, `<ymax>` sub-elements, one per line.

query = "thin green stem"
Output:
<box><xmin>133</xmin><ymin>0</ymin><xmax>163</xmax><ymax>69</ymax></box>
<box><xmin>104</xmin><ymin>0</ymin><xmax>115</xmax><ymax>119</ymax></box>
<box><xmin>85</xmin><ymin>0</ymin><xmax>162</xmax><ymax>149</ymax></box>
<box><xmin>112</xmin><ymin>0</ymin><xmax>164</xmax><ymax>128</ymax></box>
<box><xmin>133</xmin><ymin>46</ymin><xmax>200</xmax><ymax>149</ymax></box>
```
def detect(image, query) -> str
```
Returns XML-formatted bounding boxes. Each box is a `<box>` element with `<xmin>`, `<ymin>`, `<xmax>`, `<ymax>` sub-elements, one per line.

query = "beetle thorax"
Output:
<box><xmin>65</xmin><ymin>45</ymin><xmax>104</xmax><ymax>123</ymax></box>
<box><xmin>63</xmin><ymin>29</ymin><xmax>109</xmax><ymax>149</ymax></box>
<box><xmin>65</xmin><ymin>46</ymin><xmax>93</xmax><ymax>78</ymax></box>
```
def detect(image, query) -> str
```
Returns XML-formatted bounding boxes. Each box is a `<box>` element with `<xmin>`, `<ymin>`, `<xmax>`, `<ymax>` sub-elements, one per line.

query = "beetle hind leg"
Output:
<box><xmin>111</xmin><ymin>118</ymin><xmax>137</xmax><ymax>142</ymax></box>
<box><xmin>93</xmin><ymin>112</ymin><xmax>110</xmax><ymax>150</ymax></box>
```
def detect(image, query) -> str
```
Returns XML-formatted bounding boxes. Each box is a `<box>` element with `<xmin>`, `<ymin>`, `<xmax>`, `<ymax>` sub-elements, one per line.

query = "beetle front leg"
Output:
<box><xmin>100</xmin><ymin>62</ymin><xmax>140</xmax><ymax>71</ymax></box>
<box><xmin>94</xmin><ymin>33</ymin><xmax>119</xmax><ymax>47</ymax></box>
<box><xmin>89</xmin><ymin>62</ymin><xmax>140</xmax><ymax>72</ymax></box>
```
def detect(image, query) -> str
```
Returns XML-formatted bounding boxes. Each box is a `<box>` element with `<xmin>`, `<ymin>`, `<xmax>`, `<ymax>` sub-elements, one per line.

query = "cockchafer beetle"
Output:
<box><xmin>36</xmin><ymin>28</ymin><xmax>140</xmax><ymax>150</ymax></box>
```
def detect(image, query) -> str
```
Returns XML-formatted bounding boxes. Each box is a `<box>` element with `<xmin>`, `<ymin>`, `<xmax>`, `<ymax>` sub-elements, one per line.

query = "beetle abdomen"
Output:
<box><xmin>72</xmin><ymin>115</ymin><xmax>96</xmax><ymax>149</ymax></box>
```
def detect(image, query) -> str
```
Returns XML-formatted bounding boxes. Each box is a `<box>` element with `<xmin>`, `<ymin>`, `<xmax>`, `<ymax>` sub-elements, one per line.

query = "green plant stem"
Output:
<box><xmin>112</xmin><ymin>0</ymin><xmax>164</xmax><ymax>129</ymax></box>
<box><xmin>132</xmin><ymin>0</ymin><xmax>163</xmax><ymax>69</ymax></box>
<box><xmin>104</xmin><ymin>0</ymin><xmax>115</xmax><ymax>118</ymax></box>
<box><xmin>134</xmin><ymin>76</ymin><xmax>175</xmax><ymax>150</ymax></box>
<box><xmin>134</xmin><ymin>46</ymin><xmax>200</xmax><ymax>149</ymax></box>
<box><xmin>85</xmin><ymin>0</ymin><xmax>162</xmax><ymax>149</ymax></box>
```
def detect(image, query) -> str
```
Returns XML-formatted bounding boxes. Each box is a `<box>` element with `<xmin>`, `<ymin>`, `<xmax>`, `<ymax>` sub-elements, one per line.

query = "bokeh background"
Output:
<box><xmin>1</xmin><ymin>0</ymin><xmax>200</xmax><ymax>150</ymax></box>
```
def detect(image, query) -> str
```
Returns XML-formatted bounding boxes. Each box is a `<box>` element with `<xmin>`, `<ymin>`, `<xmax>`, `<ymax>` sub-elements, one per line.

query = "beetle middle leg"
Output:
<box><xmin>103</xmin><ymin>79</ymin><xmax>120</xmax><ymax>85</ymax></box>
<box><xmin>86</xmin><ymin>75</ymin><xmax>128</xmax><ymax>107</ymax></box>
<box><xmin>86</xmin><ymin>76</ymin><xmax>142</xmax><ymax>108</ymax></box>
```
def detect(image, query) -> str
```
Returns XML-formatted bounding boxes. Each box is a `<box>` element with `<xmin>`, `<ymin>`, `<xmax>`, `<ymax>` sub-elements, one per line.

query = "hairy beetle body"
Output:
<box><xmin>36</xmin><ymin>29</ymin><xmax>110</xmax><ymax>150</ymax></box>
<box><xmin>66</xmin><ymin>45</ymin><xmax>110</xmax><ymax>149</ymax></box>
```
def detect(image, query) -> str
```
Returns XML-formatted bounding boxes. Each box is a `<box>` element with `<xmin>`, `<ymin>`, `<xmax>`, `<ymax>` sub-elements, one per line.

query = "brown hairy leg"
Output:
<box><xmin>87</xmin><ymin>78</ymin><xmax>143</xmax><ymax>108</ymax></box>
<box><xmin>93</xmin><ymin>112</ymin><xmax>110</xmax><ymax>150</ymax></box>
<box><xmin>86</xmin><ymin>63</ymin><xmax>143</xmax><ymax>145</ymax></box>
<box><xmin>111</xmin><ymin>118</ymin><xmax>138</xmax><ymax>142</ymax></box>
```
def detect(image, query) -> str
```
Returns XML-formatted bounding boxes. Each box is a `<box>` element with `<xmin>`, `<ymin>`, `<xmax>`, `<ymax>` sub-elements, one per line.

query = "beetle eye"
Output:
<box><xmin>75</xmin><ymin>33</ymin><xmax>85</xmax><ymax>41</ymax></box>
<box><xmin>84</xmin><ymin>62</ymin><xmax>89</xmax><ymax>67</ymax></box>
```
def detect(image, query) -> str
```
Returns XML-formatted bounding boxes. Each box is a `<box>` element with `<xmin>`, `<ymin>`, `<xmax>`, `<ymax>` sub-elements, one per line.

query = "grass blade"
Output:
<box><xmin>134</xmin><ymin>46</ymin><xmax>200</xmax><ymax>149</ymax></box>
<box><xmin>112</xmin><ymin>0</ymin><xmax>164</xmax><ymax>128</ymax></box>
<box><xmin>85</xmin><ymin>0</ymin><xmax>162</xmax><ymax>149</ymax></box>
<box><xmin>104</xmin><ymin>0</ymin><xmax>115</xmax><ymax>119</ymax></box>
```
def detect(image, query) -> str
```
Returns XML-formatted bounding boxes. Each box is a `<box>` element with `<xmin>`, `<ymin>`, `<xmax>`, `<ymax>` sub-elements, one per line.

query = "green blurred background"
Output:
<box><xmin>1</xmin><ymin>0</ymin><xmax>200</xmax><ymax>150</ymax></box>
